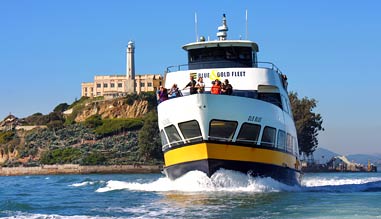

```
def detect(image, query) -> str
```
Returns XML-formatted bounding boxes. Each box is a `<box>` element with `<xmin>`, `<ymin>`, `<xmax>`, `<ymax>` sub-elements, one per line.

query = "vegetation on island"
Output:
<box><xmin>0</xmin><ymin>92</ymin><xmax>162</xmax><ymax>167</ymax></box>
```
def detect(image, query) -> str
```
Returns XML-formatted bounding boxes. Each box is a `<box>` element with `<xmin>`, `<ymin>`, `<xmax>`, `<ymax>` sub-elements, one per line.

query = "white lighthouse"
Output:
<box><xmin>126</xmin><ymin>41</ymin><xmax>135</xmax><ymax>93</ymax></box>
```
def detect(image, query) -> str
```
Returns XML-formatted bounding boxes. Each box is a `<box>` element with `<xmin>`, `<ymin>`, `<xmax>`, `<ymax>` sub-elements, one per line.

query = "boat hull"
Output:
<box><xmin>163</xmin><ymin>142</ymin><xmax>302</xmax><ymax>186</ymax></box>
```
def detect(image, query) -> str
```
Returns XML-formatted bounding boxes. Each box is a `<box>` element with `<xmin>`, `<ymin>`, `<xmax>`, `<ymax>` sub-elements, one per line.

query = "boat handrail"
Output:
<box><xmin>161</xmin><ymin>136</ymin><xmax>203</xmax><ymax>151</ymax></box>
<box><xmin>165</xmin><ymin>61</ymin><xmax>283</xmax><ymax>75</ymax></box>
<box><xmin>236</xmin><ymin>139</ymin><xmax>259</xmax><ymax>144</ymax></box>
<box><xmin>184</xmin><ymin>136</ymin><xmax>203</xmax><ymax>142</ymax></box>
<box><xmin>208</xmin><ymin>136</ymin><xmax>233</xmax><ymax>142</ymax></box>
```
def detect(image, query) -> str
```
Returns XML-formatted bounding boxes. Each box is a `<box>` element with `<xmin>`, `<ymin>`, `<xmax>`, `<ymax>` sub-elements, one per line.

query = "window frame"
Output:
<box><xmin>208</xmin><ymin>119</ymin><xmax>238</xmax><ymax>142</ymax></box>
<box><xmin>276</xmin><ymin>130</ymin><xmax>286</xmax><ymax>150</ymax></box>
<box><xmin>160</xmin><ymin>130</ymin><xmax>170</xmax><ymax>150</ymax></box>
<box><xmin>261</xmin><ymin>126</ymin><xmax>276</xmax><ymax>147</ymax></box>
<box><xmin>236</xmin><ymin>122</ymin><xmax>261</xmax><ymax>145</ymax></box>
<box><xmin>178</xmin><ymin>120</ymin><xmax>203</xmax><ymax>144</ymax></box>
<box><xmin>164</xmin><ymin>125</ymin><xmax>183</xmax><ymax>146</ymax></box>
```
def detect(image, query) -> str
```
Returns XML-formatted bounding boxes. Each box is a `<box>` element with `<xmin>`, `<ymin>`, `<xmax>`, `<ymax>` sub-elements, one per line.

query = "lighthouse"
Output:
<box><xmin>126</xmin><ymin>41</ymin><xmax>135</xmax><ymax>93</ymax></box>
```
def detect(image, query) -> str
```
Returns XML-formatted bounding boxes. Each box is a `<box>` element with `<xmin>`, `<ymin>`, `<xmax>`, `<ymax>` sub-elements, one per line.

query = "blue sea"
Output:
<box><xmin>1</xmin><ymin>170</ymin><xmax>380</xmax><ymax>219</ymax></box>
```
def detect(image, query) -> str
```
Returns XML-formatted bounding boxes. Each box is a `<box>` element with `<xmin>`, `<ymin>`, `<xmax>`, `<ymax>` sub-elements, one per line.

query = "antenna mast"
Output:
<box><xmin>195</xmin><ymin>12</ymin><xmax>199</xmax><ymax>42</ymax></box>
<box><xmin>245</xmin><ymin>10</ymin><xmax>248</xmax><ymax>40</ymax></box>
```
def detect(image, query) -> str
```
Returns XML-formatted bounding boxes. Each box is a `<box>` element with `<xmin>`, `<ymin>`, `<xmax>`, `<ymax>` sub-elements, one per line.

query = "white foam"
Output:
<box><xmin>0</xmin><ymin>211</ymin><xmax>118</xmax><ymax>219</ymax></box>
<box><xmin>70</xmin><ymin>180</ymin><xmax>101</xmax><ymax>187</ymax></box>
<box><xmin>302</xmin><ymin>176</ymin><xmax>381</xmax><ymax>187</ymax></box>
<box><xmin>96</xmin><ymin>169</ymin><xmax>298</xmax><ymax>193</ymax></box>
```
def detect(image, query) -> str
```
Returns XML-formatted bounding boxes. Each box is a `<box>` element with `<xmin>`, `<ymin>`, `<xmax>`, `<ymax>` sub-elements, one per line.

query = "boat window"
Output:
<box><xmin>164</xmin><ymin>125</ymin><xmax>183</xmax><ymax>146</ymax></box>
<box><xmin>258</xmin><ymin>92</ymin><xmax>282</xmax><ymax>109</ymax></box>
<box><xmin>160</xmin><ymin>130</ymin><xmax>169</xmax><ymax>149</ymax></box>
<box><xmin>287</xmin><ymin>133</ymin><xmax>293</xmax><ymax>153</ymax></box>
<box><xmin>188</xmin><ymin>47</ymin><xmax>253</xmax><ymax>69</ymax></box>
<box><xmin>209</xmin><ymin>120</ymin><xmax>238</xmax><ymax>142</ymax></box>
<box><xmin>178</xmin><ymin>120</ymin><xmax>203</xmax><ymax>143</ymax></box>
<box><xmin>293</xmin><ymin>136</ymin><xmax>299</xmax><ymax>156</ymax></box>
<box><xmin>261</xmin><ymin>126</ymin><xmax>276</xmax><ymax>147</ymax></box>
<box><xmin>277</xmin><ymin>130</ymin><xmax>286</xmax><ymax>150</ymax></box>
<box><xmin>281</xmin><ymin>95</ymin><xmax>289</xmax><ymax>114</ymax></box>
<box><xmin>232</xmin><ymin>90</ymin><xmax>258</xmax><ymax>99</ymax></box>
<box><xmin>236</xmin><ymin>123</ymin><xmax>261</xmax><ymax>145</ymax></box>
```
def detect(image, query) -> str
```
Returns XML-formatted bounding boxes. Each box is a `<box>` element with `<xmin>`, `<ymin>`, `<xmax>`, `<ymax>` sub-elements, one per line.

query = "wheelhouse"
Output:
<box><xmin>183</xmin><ymin>41</ymin><xmax>259</xmax><ymax>70</ymax></box>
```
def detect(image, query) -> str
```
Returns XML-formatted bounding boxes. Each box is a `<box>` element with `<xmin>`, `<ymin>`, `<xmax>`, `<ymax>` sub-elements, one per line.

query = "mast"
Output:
<box><xmin>216</xmin><ymin>14</ymin><xmax>228</xmax><ymax>41</ymax></box>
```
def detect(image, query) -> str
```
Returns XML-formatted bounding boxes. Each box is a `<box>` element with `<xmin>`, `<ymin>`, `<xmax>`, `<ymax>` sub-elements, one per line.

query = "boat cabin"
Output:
<box><xmin>183</xmin><ymin>14</ymin><xmax>259</xmax><ymax>70</ymax></box>
<box><xmin>183</xmin><ymin>40</ymin><xmax>259</xmax><ymax>70</ymax></box>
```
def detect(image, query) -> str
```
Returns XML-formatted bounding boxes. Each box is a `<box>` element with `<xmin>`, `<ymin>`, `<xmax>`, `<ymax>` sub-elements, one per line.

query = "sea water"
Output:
<box><xmin>0</xmin><ymin>170</ymin><xmax>380</xmax><ymax>218</ymax></box>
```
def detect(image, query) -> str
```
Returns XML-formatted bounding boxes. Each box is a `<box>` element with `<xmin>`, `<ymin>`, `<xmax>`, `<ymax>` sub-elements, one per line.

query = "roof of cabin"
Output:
<box><xmin>182</xmin><ymin>40</ymin><xmax>259</xmax><ymax>52</ymax></box>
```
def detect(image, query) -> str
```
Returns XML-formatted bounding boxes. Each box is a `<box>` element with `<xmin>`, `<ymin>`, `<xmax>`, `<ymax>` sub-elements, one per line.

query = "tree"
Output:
<box><xmin>138</xmin><ymin>110</ymin><xmax>162</xmax><ymax>162</ymax></box>
<box><xmin>53</xmin><ymin>103</ymin><xmax>69</xmax><ymax>113</ymax></box>
<box><xmin>289</xmin><ymin>91</ymin><xmax>324</xmax><ymax>156</ymax></box>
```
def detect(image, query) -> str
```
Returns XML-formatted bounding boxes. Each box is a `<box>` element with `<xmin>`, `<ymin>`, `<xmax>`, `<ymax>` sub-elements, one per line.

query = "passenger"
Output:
<box><xmin>158</xmin><ymin>87</ymin><xmax>169</xmax><ymax>103</ymax></box>
<box><xmin>195</xmin><ymin>77</ymin><xmax>205</xmax><ymax>93</ymax></box>
<box><xmin>156</xmin><ymin>85</ymin><xmax>163</xmax><ymax>103</ymax></box>
<box><xmin>183</xmin><ymin>76</ymin><xmax>197</xmax><ymax>95</ymax></box>
<box><xmin>210</xmin><ymin>79</ymin><xmax>221</xmax><ymax>94</ymax></box>
<box><xmin>169</xmin><ymin>83</ymin><xmax>182</xmax><ymax>98</ymax></box>
<box><xmin>281</xmin><ymin>74</ymin><xmax>288</xmax><ymax>89</ymax></box>
<box><xmin>221</xmin><ymin>79</ymin><xmax>233</xmax><ymax>95</ymax></box>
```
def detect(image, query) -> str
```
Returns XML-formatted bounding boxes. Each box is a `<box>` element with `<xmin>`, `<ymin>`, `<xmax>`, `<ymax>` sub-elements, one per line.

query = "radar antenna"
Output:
<box><xmin>217</xmin><ymin>14</ymin><xmax>228</xmax><ymax>40</ymax></box>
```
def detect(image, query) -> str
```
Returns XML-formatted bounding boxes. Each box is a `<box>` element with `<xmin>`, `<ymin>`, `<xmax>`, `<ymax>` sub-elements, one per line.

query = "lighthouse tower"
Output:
<box><xmin>126</xmin><ymin>41</ymin><xmax>135</xmax><ymax>93</ymax></box>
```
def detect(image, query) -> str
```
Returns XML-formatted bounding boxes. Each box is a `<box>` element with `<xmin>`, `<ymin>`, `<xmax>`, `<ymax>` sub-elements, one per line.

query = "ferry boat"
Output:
<box><xmin>157</xmin><ymin>14</ymin><xmax>302</xmax><ymax>186</ymax></box>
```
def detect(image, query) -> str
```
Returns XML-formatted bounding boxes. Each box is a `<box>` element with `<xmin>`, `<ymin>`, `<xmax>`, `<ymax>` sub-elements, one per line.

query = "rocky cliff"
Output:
<box><xmin>71</xmin><ymin>98</ymin><xmax>152</xmax><ymax>122</ymax></box>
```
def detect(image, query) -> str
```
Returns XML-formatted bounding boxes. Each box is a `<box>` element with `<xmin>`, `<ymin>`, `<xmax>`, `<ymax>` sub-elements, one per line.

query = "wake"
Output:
<box><xmin>68</xmin><ymin>169</ymin><xmax>381</xmax><ymax>193</ymax></box>
<box><xmin>95</xmin><ymin>169</ymin><xmax>297</xmax><ymax>193</ymax></box>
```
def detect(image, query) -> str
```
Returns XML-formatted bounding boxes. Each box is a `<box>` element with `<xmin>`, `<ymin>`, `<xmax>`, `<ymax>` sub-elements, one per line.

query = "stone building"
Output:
<box><xmin>81</xmin><ymin>41</ymin><xmax>163</xmax><ymax>98</ymax></box>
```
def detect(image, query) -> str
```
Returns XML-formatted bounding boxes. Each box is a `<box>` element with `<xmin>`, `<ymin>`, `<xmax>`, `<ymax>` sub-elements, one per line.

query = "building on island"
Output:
<box><xmin>81</xmin><ymin>41</ymin><xmax>163</xmax><ymax>98</ymax></box>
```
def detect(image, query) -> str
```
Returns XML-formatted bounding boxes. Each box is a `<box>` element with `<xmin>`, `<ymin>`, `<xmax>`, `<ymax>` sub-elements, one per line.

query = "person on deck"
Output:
<box><xmin>221</xmin><ymin>79</ymin><xmax>233</xmax><ymax>95</ymax></box>
<box><xmin>195</xmin><ymin>77</ymin><xmax>205</xmax><ymax>93</ymax></box>
<box><xmin>169</xmin><ymin>83</ymin><xmax>182</xmax><ymax>98</ymax></box>
<box><xmin>183</xmin><ymin>76</ymin><xmax>197</xmax><ymax>95</ymax></box>
<box><xmin>210</xmin><ymin>79</ymin><xmax>221</xmax><ymax>94</ymax></box>
<box><xmin>158</xmin><ymin>86</ymin><xmax>168</xmax><ymax>103</ymax></box>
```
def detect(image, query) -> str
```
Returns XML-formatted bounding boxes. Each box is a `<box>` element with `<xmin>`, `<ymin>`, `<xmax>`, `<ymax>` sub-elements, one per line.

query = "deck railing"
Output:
<box><xmin>165</xmin><ymin>61</ymin><xmax>283</xmax><ymax>75</ymax></box>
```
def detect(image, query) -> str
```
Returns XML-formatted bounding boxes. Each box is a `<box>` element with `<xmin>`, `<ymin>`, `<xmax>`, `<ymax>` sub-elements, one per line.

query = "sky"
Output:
<box><xmin>1</xmin><ymin>0</ymin><xmax>381</xmax><ymax>155</ymax></box>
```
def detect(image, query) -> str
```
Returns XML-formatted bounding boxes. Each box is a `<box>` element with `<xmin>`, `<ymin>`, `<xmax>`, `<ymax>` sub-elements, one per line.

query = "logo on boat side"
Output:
<box><xmin>193</xmin><ymin>70</ymin><xmax>246</xmax><ymax>80</ymax></box>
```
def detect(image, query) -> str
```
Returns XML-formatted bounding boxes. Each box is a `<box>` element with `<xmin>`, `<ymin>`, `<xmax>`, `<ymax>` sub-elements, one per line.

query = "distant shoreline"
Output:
<box><xmin>0</xmin><ymin>164</ymin><xmax>162</xmax><ymax>176</ymax></box>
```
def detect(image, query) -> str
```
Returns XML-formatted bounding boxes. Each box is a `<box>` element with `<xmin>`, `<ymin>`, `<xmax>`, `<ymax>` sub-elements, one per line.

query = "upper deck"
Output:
<box><xmin>162</xmin><ymin>14</ymin><xmax>291</xmax><ymax>116</ymax></box>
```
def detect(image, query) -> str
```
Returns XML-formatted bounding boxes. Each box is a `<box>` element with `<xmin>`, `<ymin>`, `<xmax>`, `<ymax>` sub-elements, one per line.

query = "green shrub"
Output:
<box><xmin>81</xmin><ymin>151</ymin><xmax>106</xmax><ymax>165</ymax></box>
<box><xmin>138</xmin><ymin>110</ymin><xmax>162</xmax><ymax>161</ymax></box>
<box><xmin>84</xmin><ymin>115</ymin><xmax>103</xmax><ymax>128</ymax></box>
<box><xmin>0</xmin><ymin>131</ymin><xmax>15</xmax><ymax>144</ymax></box>
<box><xmin>94</xmin><ymin>118</ymin><xmax>143</xmax><ymax>137</ymax></box>
<box><xmin>40</xmin><ymin>147</ymin><xmax>82</xmax><ymax>164</ymax></box>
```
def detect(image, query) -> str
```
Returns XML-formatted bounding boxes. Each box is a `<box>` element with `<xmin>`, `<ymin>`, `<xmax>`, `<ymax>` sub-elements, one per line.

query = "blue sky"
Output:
<box><xmin>1</xmin><ymin>0</ymin><xmax>380</xmax><ymax>155</ymax></box>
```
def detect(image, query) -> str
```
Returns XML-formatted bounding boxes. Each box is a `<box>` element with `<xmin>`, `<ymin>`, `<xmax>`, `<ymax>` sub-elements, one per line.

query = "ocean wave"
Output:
<box><xmin>0</xmin><ymin>211</ymin><xmax>122</xmax><ymax>219</ymax></box>
<box><xmin>0</xmin><ymin>201</ymin><xmax>34</xmax><ymax>211</ymax></box>
<box><xmin>302</xmin><ymin>177</ymin><xmax>381</xmax><ymax>193</ymax></box>
<box><xmin>303</xmin><ymin>180</ymin><xmax>381</xmax><ymax>193</ymax></box>
<box><xmin>302</xmin><ymin>176</ymin><xmax>381</xmax><ymax>187</ymax></box>
<box><xmin>69</xmin><ymin>180</ymin><xmax>105</xmax><ymax>187</ymax></box>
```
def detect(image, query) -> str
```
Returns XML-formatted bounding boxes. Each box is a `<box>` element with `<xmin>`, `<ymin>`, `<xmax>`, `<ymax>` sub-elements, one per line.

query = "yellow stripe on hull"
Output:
<box><xmin>164</xmin><ymin>142</ymin><xmax>299</xmax><ymax>171</ymax></box>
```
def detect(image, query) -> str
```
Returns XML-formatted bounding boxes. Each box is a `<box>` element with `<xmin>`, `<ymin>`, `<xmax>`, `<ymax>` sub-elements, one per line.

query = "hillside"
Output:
<box><xmin>0</xmin><ymin>93</ymin><xmax>162</xmax><ymax>167</ymax></box>
<box><xmin>312</xmin><ymin>147</ymin><xmax>381</xmax><ymax>166</ymax></box>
